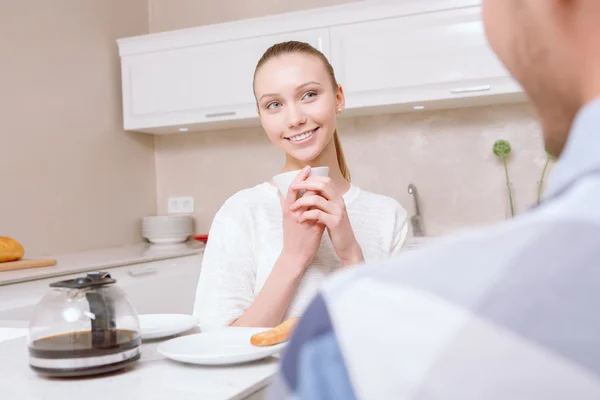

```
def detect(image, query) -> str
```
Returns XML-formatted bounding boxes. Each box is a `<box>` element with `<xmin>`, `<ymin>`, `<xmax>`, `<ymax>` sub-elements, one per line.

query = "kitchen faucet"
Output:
<box><xmin>407</xmin><ymin>183</ymin><xmax>425</xmax><ymax>237</ymax></box>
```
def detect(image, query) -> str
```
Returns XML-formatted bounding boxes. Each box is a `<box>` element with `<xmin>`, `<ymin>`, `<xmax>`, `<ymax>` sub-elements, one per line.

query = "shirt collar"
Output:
<box><xmin>545</xmin><ymin>97</ymin><xmax>600</xmax><ymax>199</ymax></box>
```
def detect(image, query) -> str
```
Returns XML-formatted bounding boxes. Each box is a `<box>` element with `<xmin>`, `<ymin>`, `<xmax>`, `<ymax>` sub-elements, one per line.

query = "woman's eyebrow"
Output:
<box><xmin>258</xmin><ymin>81</ymin><xmax>322</xmax><ymax>101</ymax></box>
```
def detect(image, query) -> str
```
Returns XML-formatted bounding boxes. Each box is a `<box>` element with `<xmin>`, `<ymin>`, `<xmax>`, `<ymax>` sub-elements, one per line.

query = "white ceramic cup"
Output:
<box><xmin>272</xmin><ymin>166</ymin><xmax>329</xmax><ymax>197</ymax></box>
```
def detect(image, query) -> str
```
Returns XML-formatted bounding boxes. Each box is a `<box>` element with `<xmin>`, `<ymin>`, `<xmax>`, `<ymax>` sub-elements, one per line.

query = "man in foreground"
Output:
<box><xmin>269</xmin><ymin>0</ymin><xmax>600</xmax><ymax>398</ymax></box>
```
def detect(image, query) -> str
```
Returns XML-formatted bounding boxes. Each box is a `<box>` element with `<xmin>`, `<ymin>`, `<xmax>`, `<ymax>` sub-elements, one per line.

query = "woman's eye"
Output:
<box><xmin>303</xmin><ymin>92</ymin><xmax>317</xmax><ymax>100</ymax></box>
<box><xmin>267</xmin><ymin>102</ymin><xmax>281</xmax><ymax>109</ymax></box>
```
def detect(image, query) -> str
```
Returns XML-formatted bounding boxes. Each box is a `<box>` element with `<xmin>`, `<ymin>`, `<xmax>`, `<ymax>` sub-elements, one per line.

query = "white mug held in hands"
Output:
<box><xmin>272</xmin><ymin>167</ymin><xmax>329</xmax><ymax>198</ymax></box>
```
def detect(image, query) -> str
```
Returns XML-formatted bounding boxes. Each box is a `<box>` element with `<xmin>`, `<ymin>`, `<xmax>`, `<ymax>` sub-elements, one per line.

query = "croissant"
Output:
<box><xmin>250</xmin><ymin>317</ymin><xmax>300</xmax><ymax>346</ymax></box>
<box><xmin>0</xmin><ymin>237</ymin><xmax>25</xmax><ymax>263</ymax></box>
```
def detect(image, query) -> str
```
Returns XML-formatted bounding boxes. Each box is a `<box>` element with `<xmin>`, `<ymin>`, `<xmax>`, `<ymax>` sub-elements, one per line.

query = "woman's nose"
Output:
<box><xmin>286</xmin><ymin>104</ymin><xmax>307</xmax><ymax>128</ymax></box>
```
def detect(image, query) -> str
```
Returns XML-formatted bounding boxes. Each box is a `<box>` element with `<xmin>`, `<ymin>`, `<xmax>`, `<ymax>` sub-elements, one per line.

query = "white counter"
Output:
<box><xmin>0</xmin><ymin>324</ymin><xmax>277</xmax><ymax>400</ymax></box>
<box><xmin>0</xmin><ymin>241</ymin><xmax>204</xmax><ymax>286</ymax></box>
<box><xmin>1</xmin><ymin>236</ymin><xmax>430</xmax><ymax>287</ymax></box>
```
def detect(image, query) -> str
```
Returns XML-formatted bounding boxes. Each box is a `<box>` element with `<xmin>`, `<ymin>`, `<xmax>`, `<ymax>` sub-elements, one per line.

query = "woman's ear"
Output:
<box><xmin>335</xmin><ymin>84</ymin><xmax>346</xmax><ymax>114</ymax></box>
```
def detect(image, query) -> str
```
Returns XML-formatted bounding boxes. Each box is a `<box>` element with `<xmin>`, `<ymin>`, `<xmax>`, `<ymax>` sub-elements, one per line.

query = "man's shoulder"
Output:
<box><xmin>323</xmin><ymin>213</ymin><xmax>599</xmax><ymax>300</ymax></box>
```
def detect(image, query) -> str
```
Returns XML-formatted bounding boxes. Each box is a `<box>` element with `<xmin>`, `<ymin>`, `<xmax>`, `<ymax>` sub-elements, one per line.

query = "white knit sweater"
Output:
<box><xmin>193</xmin><ymin>182</ymin><xmax>408</xmax><ymax>330</ymax></box>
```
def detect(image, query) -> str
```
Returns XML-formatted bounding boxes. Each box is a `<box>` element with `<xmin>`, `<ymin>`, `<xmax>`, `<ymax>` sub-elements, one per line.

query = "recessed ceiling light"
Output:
<box><xmin>179</xmin><ymin>127</ymin><xmax>189</xmax><ymax>132</ymax></box>
<box><xmin>413</xmin><ymin>106</ymin><xmax>425</xmax><ymax>110</ymax></box>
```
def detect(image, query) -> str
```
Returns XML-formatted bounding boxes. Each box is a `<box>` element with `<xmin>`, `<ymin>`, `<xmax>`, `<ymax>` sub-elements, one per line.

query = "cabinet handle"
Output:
<box><xmin>205</xmin><ymin>111</ymin><xmax>236</xmax><ymax>118</ymax></box>
<box><xmin>128</xmin><ymin>267</ymin><xmax>157</xmax><ymax>277</ymax></box>
<box><xmin>450</xmin><ymin>85</ymin><xmax>491</xmax><ymax>94</ymax></box>
<box><xmin>317</xmin><ymin>37</ymin><xmax>323</xmax><ymax>52</ymax></box>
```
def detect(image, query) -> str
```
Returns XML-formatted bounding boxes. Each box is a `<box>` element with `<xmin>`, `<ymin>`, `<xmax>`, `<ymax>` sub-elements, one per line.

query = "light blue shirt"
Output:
<box><xmin>270</xmin><ymin>97</ymin><xmax>600</xmax><ymax>400</ymax></box>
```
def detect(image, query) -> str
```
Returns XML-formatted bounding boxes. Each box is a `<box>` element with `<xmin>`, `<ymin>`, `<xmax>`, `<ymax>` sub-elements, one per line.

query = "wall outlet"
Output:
<box><xmin>168</xmin><ymin>196</ymin><xmax>194</xmax><ymax>214</ymax></box>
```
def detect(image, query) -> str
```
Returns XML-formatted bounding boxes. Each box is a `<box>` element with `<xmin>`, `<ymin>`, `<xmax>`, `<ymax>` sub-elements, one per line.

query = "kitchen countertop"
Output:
<box><xmin>0</xmin><ymin>323</ymin><xmax>277</xmax><ymax>400</ymax></box>
<box><xmin>0</xmin><ymin>241</ymin><xmax>205</xmax><ymax>286</ymax></box>
<box><xmin>1</xmin><ymin>236</ymin><xmax>432</xmax><ymax>287</ymax></box>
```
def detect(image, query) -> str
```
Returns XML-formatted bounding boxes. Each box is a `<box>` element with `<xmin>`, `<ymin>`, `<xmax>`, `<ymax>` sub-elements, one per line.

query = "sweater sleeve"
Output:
<box><xmin>390</xmin><ymin>202</ymin><xmax>409</xmax><ymax>256</ymax></box>
<box><xmin>192</xmin><ymin>204</ymin><xmax>256</xmax><ymax>331</ymax></box>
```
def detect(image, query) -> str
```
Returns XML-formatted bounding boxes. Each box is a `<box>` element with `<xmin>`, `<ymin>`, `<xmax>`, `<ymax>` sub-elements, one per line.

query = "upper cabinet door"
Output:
<box><xmin>329</xmin><ymin>6</ymin><xmax>522</xmax><ymax>110</ymax></box>
<box><xmin>121</xmin><ymin>28</ymin><xmax>330</xmax><ymax>132</ymax></box>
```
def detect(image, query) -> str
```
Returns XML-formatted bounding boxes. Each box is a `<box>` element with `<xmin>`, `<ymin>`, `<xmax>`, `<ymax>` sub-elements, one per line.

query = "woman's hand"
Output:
<box><xmin>289</xmin><ymin>176</ymin><xmax>364</xmax><ymax>266</ymax></box>
<box><xmin>280</xmin><ymin>166</ymin><xmax>326</xmax><ymax>271</ymax></box>
<box><xmin>229</xmin><ymin>167</ymin><xmax>324</xmax><ymax>329</ymax></box>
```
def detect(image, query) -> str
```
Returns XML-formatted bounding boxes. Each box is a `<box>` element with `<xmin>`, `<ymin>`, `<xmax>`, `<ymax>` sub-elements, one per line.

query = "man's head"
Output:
<box><xmin>482</xmin><ymin>0</ymin><xmax>600</xmax><ymax>157</ymax></box>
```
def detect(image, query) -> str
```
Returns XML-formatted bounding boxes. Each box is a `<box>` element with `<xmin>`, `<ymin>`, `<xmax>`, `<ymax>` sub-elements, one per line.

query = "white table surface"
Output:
<box><xmin>0</xmin><ymin>326</ymin><xmax>279</xmax><ymax>400</ymax></box>
<box><xmin>0</xmin><ymin>327</ymin><xmax>28</xmax><ymax>343</ymax></box>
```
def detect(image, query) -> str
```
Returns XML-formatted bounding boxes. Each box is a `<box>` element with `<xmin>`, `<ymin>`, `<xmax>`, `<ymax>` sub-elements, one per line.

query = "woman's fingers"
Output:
<box><xmin>291</xmin><ymin>177</ymin><xmax>335</xmax><ymax>200</ymax></box>
<box><xmin>285</xmin><ymin>166</ymin><xmax>311</xmax><ymax>205</ymax></box>
<box><xmin>290</xmin><ymin>194</ymin><xmax>336</xmax><ymax>214</ymax></box>
<box><xmin>300</xmin><ymin>208</ymin><xmax>345</xmax><ymax>230</ymax></box>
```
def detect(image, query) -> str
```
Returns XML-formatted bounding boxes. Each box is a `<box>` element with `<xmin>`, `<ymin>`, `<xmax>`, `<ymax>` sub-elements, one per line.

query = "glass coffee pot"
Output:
<box><xmin>28</xmin><ymin>271</ymin><xmax>141</xmax><ymax>377</ymax></box>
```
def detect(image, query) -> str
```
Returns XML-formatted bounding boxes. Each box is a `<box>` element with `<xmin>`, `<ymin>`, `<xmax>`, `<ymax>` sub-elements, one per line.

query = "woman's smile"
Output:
<box><xmin>285</xmin><ymin>127</ymin><xmax>319</xmax><ymax>144</ymax></box>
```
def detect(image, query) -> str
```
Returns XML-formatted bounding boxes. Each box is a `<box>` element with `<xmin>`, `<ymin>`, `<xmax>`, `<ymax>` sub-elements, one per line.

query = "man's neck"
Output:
<box><xmin>579</xmin><ymin>53</ymin><xmax>600</xmax><ymax>105</ymax></box>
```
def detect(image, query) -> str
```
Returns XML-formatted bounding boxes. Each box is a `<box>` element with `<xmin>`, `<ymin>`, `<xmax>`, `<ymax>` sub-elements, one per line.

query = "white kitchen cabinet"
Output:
<box><xmin>116</xmin><ymin>0</ymin><xmax>524</xmax><ymax>134</ymax></box>
<box><xmin>0</xmin><ymin>254</ymin><xmax>202</xmax><ymax>321</ymax></box>
<box><xmin>120</xmin><ymin>28</ymin><xmax>330</xmax><ymax>133</ymax></box>
<box><xmin>329</xmin><ymin>6</ymin><xmax>522</xmax><ymax>111</ymax></box>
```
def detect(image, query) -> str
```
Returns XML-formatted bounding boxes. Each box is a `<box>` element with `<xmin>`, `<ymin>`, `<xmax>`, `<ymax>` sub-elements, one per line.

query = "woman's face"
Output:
<box><xmin>254</xmin><ymin>52</ymin><xmax>344</xmax><ymax>163</ymax></box>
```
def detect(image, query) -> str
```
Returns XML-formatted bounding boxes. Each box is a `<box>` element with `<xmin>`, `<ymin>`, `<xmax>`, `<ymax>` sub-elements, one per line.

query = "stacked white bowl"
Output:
<box><xmin>142</xmin><ymin>216</ymin><xmax>193</xmax><ymax>244</ymax></box>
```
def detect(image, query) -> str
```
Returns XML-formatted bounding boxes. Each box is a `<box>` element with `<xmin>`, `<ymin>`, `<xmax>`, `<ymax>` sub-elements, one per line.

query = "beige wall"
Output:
<box><xmin>155</xmin><ymin>103</ymin><xmax>555</xmax><ymax>237</ymax></box>
<box><xmin>148</xmin><ymin>0</ymin><xmax>359</xmax><ymax>33</ymax></box>
<box><xmin>0</xmin><ymin>0</ymin><xmax>553</xmax><ymax>259</ymax></box>
<box><xmin>0</xmin><ymin>0</ymin><xmax>156</xmax><ymax>257</ymax></box>
<box><xmin>151</xmin><ymin>1</ymin><xmax>555</xmax><ymax>238</ymax></box>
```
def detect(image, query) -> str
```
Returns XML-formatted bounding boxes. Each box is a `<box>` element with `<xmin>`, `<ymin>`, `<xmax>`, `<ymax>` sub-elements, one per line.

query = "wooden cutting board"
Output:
<box><xmin>0</xmin><ymin>258</ymin><xmax>57</xmax><ymax>272</ymax></box>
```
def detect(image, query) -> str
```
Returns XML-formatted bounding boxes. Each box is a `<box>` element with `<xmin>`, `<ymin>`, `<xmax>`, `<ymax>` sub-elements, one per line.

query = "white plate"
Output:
<box><xmin>139</xmin><ymin>314</ymin><xmax>199</xmax><ymax>340</ymax></box>
<box><xmin>157</xmin><ymin>327</ymin><xmax>288</xmax><ymax>366</ymax></box>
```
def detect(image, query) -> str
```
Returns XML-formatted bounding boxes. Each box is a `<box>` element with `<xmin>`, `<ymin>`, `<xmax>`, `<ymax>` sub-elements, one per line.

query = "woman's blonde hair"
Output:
<box><xmin>253</xmin><ymin>41</ymin><xmax>351</xmax><ymax>182</ymax></box>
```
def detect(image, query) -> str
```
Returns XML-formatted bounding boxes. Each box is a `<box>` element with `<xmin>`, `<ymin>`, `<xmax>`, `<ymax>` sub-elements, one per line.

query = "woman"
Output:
<box><xmin>193</xmin><ymin>41</ymin><xmax>408</xmax><ymax>330</ymax></box>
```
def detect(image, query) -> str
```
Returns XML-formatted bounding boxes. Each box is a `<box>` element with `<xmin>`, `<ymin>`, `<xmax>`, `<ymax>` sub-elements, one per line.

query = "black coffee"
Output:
<box><xmin>29</xmin><ymin>329</ymin><xmax>141</xmax><ymax>377</ymax></box>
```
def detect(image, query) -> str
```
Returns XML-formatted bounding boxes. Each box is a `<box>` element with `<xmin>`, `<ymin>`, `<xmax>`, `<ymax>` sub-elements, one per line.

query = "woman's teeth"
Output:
<box><xmin>289</xmin><ymin>129</ymin><xmax>316</xmax><ymax>142</ymax></box>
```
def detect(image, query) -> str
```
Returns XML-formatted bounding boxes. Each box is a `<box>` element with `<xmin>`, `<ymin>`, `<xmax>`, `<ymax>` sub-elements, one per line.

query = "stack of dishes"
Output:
<box><xmin>142</xmin><ymin>216</ymin><xmax>193</xmax><ymax>244</ymax></box>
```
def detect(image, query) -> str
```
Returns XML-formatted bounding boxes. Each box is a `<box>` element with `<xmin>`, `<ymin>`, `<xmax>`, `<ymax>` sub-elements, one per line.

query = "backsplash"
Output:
<box><xmin>155</xmin><ymin>102</ymin><xmax>555</xmax><ymax>237</ymax></box>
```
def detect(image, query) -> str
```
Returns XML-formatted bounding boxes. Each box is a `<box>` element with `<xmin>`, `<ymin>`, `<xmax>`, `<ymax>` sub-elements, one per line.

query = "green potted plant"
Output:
<box><xmin>537</xmin><ymin>151</ymin><xmax>554</xmax><ymax>204</ymax></box>
<box><xmin>493</xmin><ymin>139</ymin><xmax>514</xmax><ymax>217</ymax></box>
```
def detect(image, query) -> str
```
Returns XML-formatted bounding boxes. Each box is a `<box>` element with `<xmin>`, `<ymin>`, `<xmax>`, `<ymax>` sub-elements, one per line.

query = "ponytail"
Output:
<box><xmin>333</xmin><ymin>130</ymin><xmax>351</xmax><ymax>182</ymax></box>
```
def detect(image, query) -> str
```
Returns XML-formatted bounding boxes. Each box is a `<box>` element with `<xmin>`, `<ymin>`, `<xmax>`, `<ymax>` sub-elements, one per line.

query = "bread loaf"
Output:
<box><xmin>0</xmin><ymin>237</ymin><xmax>25</xmax><ymax>263</ymax></box>
<box><xmin>250</xmin><ymin>317</ymin><xmax>300</xmax><ymax>346</ymax></box>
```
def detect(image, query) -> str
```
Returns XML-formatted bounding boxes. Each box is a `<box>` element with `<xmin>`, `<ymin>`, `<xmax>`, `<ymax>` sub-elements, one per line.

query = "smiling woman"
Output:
<box><xmin>192</xmin><ymin>41</ymin><xmax>410</xmax><ymax>332</ymax></box>
<box><xmin>253</xmin><ymin>41</ymin><xmax>350</xmax><ymax>181</ymax></box>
